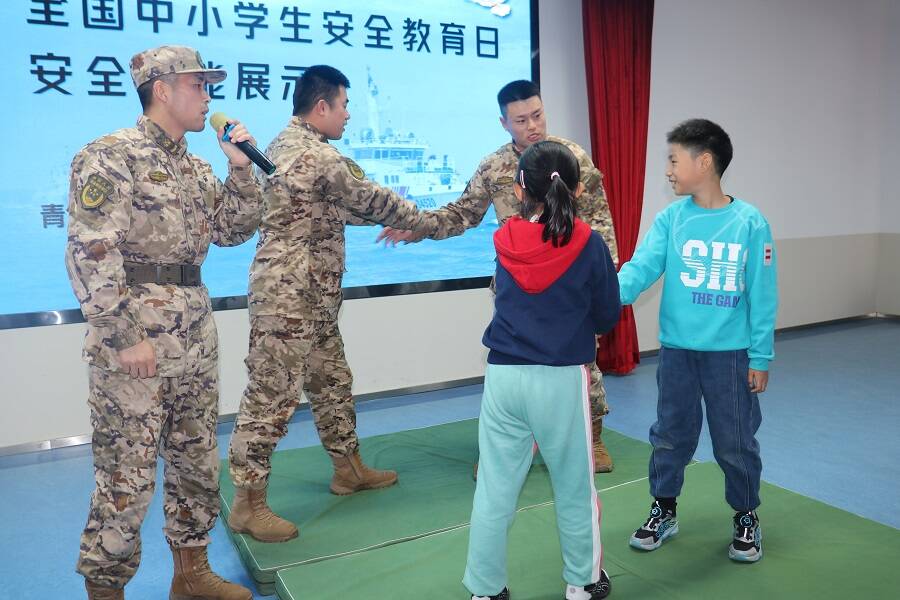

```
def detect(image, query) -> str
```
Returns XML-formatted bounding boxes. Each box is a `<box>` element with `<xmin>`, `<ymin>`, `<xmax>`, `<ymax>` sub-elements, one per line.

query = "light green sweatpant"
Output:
<box><xmin>463</xmin><ymin>363</ymin><xmax>603</xmax><ymax>596</ymax></box>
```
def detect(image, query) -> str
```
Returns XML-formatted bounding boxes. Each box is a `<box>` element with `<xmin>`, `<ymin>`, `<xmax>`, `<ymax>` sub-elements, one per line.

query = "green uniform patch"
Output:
<box><xmin>149</xmin><ymin>171</ymin><xmax>169</xmax><ymax>182</ymax></box>
<box><xmin>344</xmin><ymin>158</ymin><xmax>365</xmax><ymax>181</ymax></box>
<box><xmin>80</xmin><ymin>173</ymin><xmax>114</xmax><ymax>209</ymax></box>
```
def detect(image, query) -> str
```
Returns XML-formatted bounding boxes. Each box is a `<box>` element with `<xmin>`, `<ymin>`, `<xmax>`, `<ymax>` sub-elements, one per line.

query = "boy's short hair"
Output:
<box><xmin>497</xmin><ymin>80</ymin><xmax>541</xmax><ymax>116</ymax></box>
<box><xmin>292</xmin><ymin>65</ymin><xmax>350</xmax><ymax>116</ymax></box>
<box><xmin>667</xmin><ymin>119</ymin><xmax>733</xmax><ymax>177</ymax></box>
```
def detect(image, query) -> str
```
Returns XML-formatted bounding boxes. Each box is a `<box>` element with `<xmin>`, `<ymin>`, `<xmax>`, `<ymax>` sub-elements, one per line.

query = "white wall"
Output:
<box><xmin>633</xmin><ymin>0</ymin><xmax>898</xmax><ymax>346</ymax></box>
<box><xmin>645</xmin><ymin>0</ymin><xmax>889</xmax><ymax>240</ymax></box>
<box><xmin>875</xmin><ymin>0</ymin><xmax>900</xmax><ymax>315</ymax></box>
<box><xmin>539</xmin><ymin>0</ymin><xmax>592</xmax><ymax>155</ymax></box>
<box><xmin>2</xmin><ymin>0</ymin><xmax>898</xmax><ymax>449</ymax></box>
<box><xmin>880</xmin><ymin>0</ymin><xmax>900</xmax><ymax>235</ymax></box>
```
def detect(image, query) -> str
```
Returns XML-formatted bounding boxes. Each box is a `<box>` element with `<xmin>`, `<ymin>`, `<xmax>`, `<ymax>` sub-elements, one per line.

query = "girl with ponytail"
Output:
<box><xmin>464</xmin><ymin>141</ymin><xmax>621</xmax><ymax>600</ymax></box>
<box><xmin>517</xmin><ymin>140</ymin><xmax>580</xmax><ymax>246</ymax></box>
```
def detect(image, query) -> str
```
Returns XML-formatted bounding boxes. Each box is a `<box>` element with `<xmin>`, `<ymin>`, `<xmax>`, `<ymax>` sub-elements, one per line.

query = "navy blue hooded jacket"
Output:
<box><xmin>483</xmin><ymin>217</ymin><xmax>621</xmax><ymax>366</ymax></box>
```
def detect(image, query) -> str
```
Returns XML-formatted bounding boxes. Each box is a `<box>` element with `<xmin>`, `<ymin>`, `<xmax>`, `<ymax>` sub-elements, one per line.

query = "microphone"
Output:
<box><xmin>209</xmin><ymin>112</ymin><xmax>276</xmax><ymax>175</ymax></box>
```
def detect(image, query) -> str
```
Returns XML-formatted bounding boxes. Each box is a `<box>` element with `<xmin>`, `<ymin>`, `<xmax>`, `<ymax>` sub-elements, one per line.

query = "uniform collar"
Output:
<box><xmin>290</xmin><ymin>116</ymin><xmax>328</xmax><ymax>142</ymax></box>
<box><xmin>509</xmin><ymin>135</ymin><xmax>554</xmax><ymax>157</ymax></box>
<box><xmin>138</xmin><ymin>115</ymin><xmax>188</xmax><ymax>158</ymax></box>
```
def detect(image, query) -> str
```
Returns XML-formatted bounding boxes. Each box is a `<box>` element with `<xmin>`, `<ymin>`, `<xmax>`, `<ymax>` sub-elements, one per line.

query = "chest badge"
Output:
<box><xmin>149</xmin><ymin>171</ymin><xmax>169</xmax><ymax>182</ymax></box>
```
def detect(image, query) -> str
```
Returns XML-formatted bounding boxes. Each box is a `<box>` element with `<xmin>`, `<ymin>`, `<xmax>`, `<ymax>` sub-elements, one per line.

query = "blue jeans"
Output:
<box><xmin>649</xmin><ymin>347</ymin><xmax>763</xmax><ymax>512</ymax></box>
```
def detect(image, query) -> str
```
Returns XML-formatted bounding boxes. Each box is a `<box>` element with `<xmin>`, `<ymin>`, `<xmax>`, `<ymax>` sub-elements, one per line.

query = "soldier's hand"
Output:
<box><xmin>119</xmin><ymin>340</ymin><xmax>157</xmax><ymax>379</ymax></box>
<box><xmin>376</xmin><ymin>227</ymin><xmax>426</xmax><ymax>247</ymax></box>
<box><xmin>748</xmin><ymin>369</ymin><xmax>768</xmax><ymax>393</ymax></box>
<box><xmin>217</xmin><ymin>119</ymin><xmax>255</xmax><ymax>167</ymax></box>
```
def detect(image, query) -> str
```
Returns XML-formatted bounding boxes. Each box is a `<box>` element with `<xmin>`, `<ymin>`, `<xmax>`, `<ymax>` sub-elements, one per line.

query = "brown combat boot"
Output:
<box><xmin>228</xmin><ymin>486</ymin><xmax>298</xmax><ymax>543</ymax></box>
<box><xmin>593</xmin><ymin>418</ymin><xmax>614</xmax><ymax>473</ymax></box>
<box><xmin>85</xmin><ymin>580</ymin><xmax>124</xmax><ymax>600</ymax></box>
<box><xmin>169</xmin><ymin>545</ymin><xmax>252</xmax><ymax>600</ymax></box>
<box><xmin>330</xmin><ymin>451</ymin><xmax>398</xmax><ymax>495</ymax></box>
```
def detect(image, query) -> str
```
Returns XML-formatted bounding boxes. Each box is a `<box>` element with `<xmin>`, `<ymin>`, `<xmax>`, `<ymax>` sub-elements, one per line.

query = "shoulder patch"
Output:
<box><xmin>80</xmin><ymin>173</ymin><xmax>114</xmax><ymax>209</ymax></box>
<box><xmin>148</xmin><ymin>171</ymin><xmax>169</xmax><ymax>182</ymax></box>
<box><xmin>495</xmin><ymin>176</ymin><xmax>514</xmax><ymax>185</ymax></box>
<box><xmin>344</xmin><ymin>158</ymin><xmax>365</xmax><ymax>181</ymax></box>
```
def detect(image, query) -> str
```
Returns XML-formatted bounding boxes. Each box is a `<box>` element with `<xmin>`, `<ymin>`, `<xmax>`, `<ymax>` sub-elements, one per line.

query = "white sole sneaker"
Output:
<box><xmin>629</xmin><ymin>520</ymin><xmax>679</xmax><ymax>551</ymax></box>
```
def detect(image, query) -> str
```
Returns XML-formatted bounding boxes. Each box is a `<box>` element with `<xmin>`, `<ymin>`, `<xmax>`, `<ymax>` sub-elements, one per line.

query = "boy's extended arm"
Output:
<box><xmin>617</xmin><ymin>210</ymin><xmax>670</xmax><ymax>305</ymax></box>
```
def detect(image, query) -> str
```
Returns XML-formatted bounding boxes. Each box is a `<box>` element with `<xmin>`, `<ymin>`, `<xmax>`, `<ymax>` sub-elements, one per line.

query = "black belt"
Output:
<box><xmin>124</xmin><ymin>262</ymin><xmax>202</xmax><ymax>286</ymax></box>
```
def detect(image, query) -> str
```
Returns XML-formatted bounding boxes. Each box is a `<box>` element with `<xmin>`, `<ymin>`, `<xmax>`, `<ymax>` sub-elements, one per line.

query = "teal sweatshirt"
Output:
<box><xmin>618</xmin><ymin>197</ymin><xmax>778</xmax><ymax>371</ymax></box>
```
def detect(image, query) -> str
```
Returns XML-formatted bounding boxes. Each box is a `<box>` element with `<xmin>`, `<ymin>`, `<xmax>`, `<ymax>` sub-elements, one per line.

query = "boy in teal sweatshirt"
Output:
<box><xmin>619</xmin><ymin>119</ymin><xmax>777</xmax><ymax>563</ymax></box>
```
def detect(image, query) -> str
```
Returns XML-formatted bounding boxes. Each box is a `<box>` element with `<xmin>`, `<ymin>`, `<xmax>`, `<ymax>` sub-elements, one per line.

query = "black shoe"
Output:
<box><xmin>472</xmin><ymin>587</ymin><xmax>509</xmax><ymax>600</ymax></box>
<box><xmin>729</xmin><ymin>511</ymin><xmax>762</xmax><ymax>562</ymax></box>
<box><xmin>629</xmin><ymin>500</ymin><xmax>678</xmax><ymax>551</ymax></box>
<box><xmin>566</xmin><ymin>569</ymin><xmax>611</xmax><ymax>599</ymax></box>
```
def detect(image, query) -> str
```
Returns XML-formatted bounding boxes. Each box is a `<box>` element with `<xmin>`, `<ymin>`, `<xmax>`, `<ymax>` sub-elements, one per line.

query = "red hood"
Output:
<box><xmin>494</xmin><ymin>217</ymin><xmax>591</xmax><ymax>293</ymax></box>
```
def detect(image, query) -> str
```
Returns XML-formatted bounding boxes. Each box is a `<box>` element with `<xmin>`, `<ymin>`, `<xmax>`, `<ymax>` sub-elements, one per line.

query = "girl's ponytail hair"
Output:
<box><xmin>517</xmin><ymin>141</ymin><xmax>580</xmax><ymax>247</ymax></box>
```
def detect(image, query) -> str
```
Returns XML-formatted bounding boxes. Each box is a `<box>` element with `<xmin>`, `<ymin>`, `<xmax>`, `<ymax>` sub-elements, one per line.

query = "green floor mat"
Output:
<box><xmin>275</xmin><ymin>462</ymin><xmax>900</xmax><ymax>600</ymax></box>
<box><xmin>220</xmin><ymin>419</ymin><xmax>651</xmax><ymax>594</ymax></box>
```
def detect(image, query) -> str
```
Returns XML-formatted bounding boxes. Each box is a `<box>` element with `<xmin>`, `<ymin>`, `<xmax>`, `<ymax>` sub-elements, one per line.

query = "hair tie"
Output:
<box><xmin>550</xmin><ymin>171</ymin><xmax>560</xmax><ymax>181</ymax></box>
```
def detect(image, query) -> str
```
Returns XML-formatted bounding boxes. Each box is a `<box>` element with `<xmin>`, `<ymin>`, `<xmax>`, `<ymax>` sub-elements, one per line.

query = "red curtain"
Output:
<box><xmin>583</xmin><ymin>0</ymin><xmax>654</xmax><ymax>375</ymax></box>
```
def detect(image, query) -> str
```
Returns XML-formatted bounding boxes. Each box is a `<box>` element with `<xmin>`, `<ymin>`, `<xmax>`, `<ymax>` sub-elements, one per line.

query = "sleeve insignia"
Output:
<box><xmin>80</xmin><ymin>173</ymin><xmax>114</xmax><ymax>209</ymax></box>
<box><xmin>344</xmin><ymin>158</ymin><xmax>366</xmax><ymax>181</ymax></box>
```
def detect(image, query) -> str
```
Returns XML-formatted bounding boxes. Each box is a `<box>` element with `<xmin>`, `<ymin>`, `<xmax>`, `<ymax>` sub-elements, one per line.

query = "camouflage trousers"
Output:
<box><xmin>228</xmin><ymin>315</ymin><xmax>357</xmax><ymax>489</ymax></box>
<box><xmin>589</xmin><ymin>358</ymin><xmax>610</xmax><ymax>421</ymax></box>
<box><xmin>77</xmin><ymin>365</ymin><xmax>221</xmax><ymax>588</ymax></box>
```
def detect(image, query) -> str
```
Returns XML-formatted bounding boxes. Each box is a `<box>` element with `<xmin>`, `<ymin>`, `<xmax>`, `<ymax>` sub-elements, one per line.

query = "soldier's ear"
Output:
<box><xmin>152</xmin><ymin>78</ymin><xmax>171</xmax><ymax>105</ymax></box>
<box><xmin>513</xmin><ymin>182</ymin><xmax>524</xmax><ymax>201</ymax></box>
<box><xmin>573</xmin><ymin>181</ymin><xmax>585</xmax><ymax>199</ymax></box>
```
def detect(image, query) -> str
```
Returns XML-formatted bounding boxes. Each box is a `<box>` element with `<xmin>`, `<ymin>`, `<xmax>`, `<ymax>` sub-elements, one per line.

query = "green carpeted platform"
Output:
<box><xmin>275</xmin><ymin>462</ymin><xmax>900</xmax><ymax>600</ymax></box>
<box><xmin>219</xmin><ymin>419</ymin><xmax>652</xmax><ymax>595</ymax></box>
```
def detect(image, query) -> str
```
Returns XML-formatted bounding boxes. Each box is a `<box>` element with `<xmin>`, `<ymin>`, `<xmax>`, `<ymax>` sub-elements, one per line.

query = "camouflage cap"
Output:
<box><xmin>129</xmin><ymin>45</ymin><xmax>227</xmax><ymax>88</ymax></box>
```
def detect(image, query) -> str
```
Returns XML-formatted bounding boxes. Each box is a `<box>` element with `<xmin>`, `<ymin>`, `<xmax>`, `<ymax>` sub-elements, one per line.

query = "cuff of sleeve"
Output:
<box><xmin>227</xmin><ymin>163</ymin><xmax>255</xmax><ymax>180</ymax></box>
<box><xmin>749</xmin><ymin>357</ymin><xmax>770</xmax><ymax>371</ymax></box>
<box><xmin>110</xmin><ymin>322</ymin><xmax>146</xmax><ymax>351</ymax></box>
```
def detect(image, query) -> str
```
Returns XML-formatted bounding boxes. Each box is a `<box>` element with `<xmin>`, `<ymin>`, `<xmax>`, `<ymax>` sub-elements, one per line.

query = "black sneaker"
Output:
<box><xmin>472</xmin><ymin>588</ymin><xmax>509</xmax><ymax>600</ymax></box>
<box><xmin>729</xmin><ymin>511</ymin><xmax>762</xmax><ymax>562</ymax></box>
<box><xmin>565</xmin><ymin>568</ymin><xmax>611</xmax><ymax>599</ymax></box>
<box><xmin>629</xmin><ymin>500</ymin><xmax>678</xmax><ymax>551</ymax></box>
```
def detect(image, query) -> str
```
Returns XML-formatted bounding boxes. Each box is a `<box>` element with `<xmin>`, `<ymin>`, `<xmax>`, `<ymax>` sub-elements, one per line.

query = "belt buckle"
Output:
<box><xmin>157</xmin><ymin>264</ymin><xmax>179</xmax><ymax>285</ymax></box>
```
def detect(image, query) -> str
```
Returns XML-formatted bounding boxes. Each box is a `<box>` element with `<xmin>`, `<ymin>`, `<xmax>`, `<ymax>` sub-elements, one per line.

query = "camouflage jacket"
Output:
<box><xmin>427</xmin><ymin>135</ymin><xmax>618</xmax><ymax>264</ymax></box>
<box><xmin>65</xmin><ymin>115</ymin><xmax>262</xmax><ymax>376</ymax></box>
<box><xmin>248</xmin><ymin>117</ymin><xmax>439</xmax><ymax>320</ymax></box>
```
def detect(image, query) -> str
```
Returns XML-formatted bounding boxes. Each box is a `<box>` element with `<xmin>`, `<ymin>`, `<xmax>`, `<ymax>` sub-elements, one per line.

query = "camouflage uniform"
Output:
<box><xmin>66</xmin><ymin>115</ymin><xmax>261</xmax><ymax>587</ymax></box>
<box><xmin>425</xmin><ymin>136</ymin><xmax>618</xmax><ymax>419</ymax></box>
<box><xmin>228</xmin><ymin>118</ymin><xmax>440</xmax><ymax>489</ymax></box>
